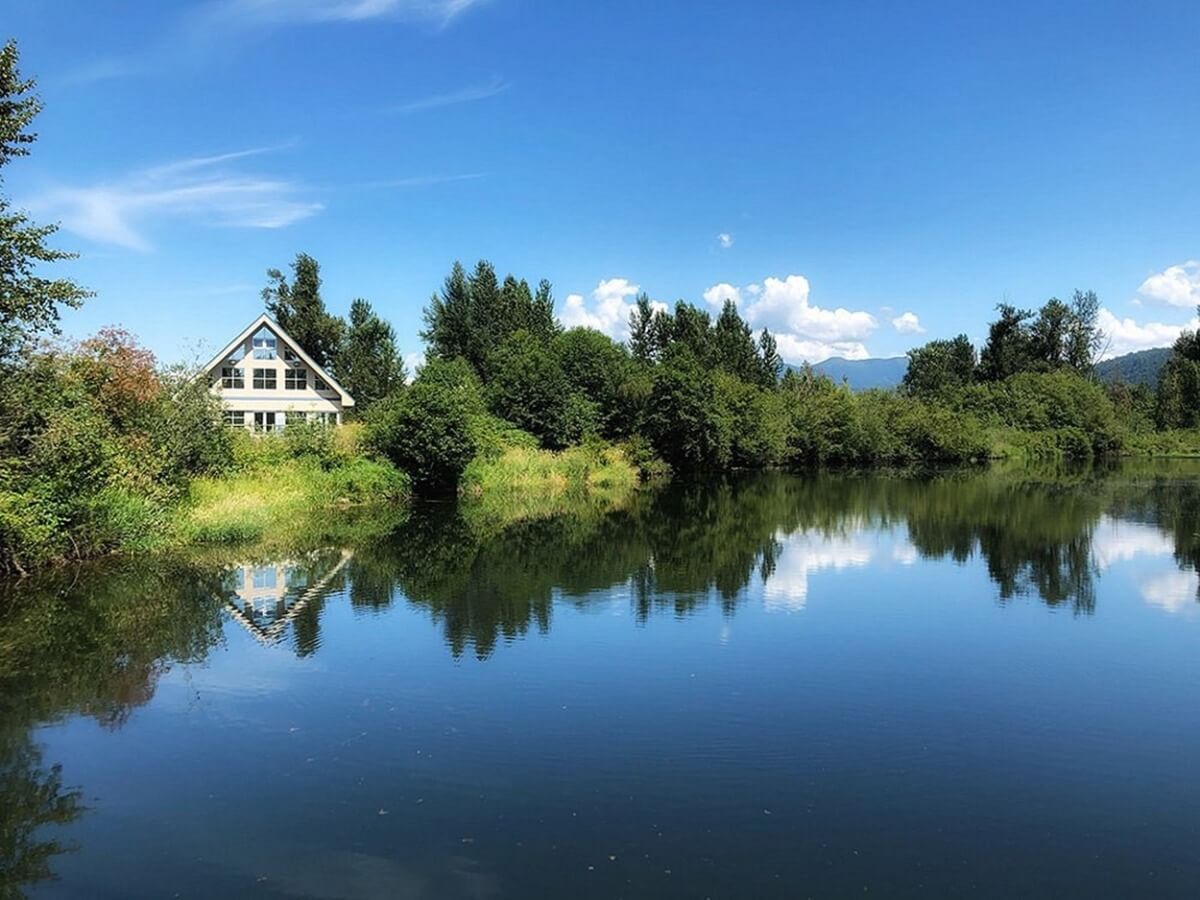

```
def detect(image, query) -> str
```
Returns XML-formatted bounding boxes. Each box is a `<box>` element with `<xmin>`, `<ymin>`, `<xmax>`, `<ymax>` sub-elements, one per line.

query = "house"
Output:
<box><xmin>203</xmin><ymin>313</ymin><xmax>354</xmax><ymax>431</ymax></box>
<box><xmin>221</xmin><ymin>549</ymin><xmax>353</xmax><ymax>646</ymax></box>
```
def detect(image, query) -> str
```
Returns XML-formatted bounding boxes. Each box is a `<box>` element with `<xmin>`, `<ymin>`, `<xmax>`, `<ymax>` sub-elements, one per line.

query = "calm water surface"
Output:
<box><xmin>3</xmin><ymin>465</ymin><xmax>1200</xmax><ymax>898</ymax></box>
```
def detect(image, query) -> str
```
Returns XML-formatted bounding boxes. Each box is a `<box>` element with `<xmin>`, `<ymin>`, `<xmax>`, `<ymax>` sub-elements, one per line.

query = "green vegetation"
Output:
<box><xmin>3</xmin><ymin>38</ymin><xmax>1200</xmax><ymax>576</ymax></box>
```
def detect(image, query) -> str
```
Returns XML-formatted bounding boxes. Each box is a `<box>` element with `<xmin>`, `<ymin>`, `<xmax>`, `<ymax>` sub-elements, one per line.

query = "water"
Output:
<box><xmin>3</xmin><ymin>465</ymin><xmax>1200</xmax><ymax>898</ymax></box>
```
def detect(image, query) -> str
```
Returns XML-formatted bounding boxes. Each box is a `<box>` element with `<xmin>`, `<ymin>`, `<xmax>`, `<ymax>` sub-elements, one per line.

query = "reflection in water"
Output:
<box><xmin>222</xmin><ymin>549</ymin><xmax>353</xmax><ymax>647</ymax></box>
<box><xmin>2</xmin><ymin>464</ymin><xmax>1200</xmax><ymax>895</ymax></box>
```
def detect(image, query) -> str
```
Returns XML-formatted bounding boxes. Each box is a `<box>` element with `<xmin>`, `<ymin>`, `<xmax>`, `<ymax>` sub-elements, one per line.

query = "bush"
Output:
<box><xmin>366</xmin><ymin>377</ymin><xmax>477</xmax><ymax>492</ymax></box>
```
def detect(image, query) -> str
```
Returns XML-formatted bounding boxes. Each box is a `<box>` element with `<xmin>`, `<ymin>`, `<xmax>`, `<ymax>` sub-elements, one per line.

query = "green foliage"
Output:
<box><xmin>0</xmin><ymin>39</ymin><xmax>91</xmax><ymax>360</ymax></box>
<box><xmin>261</xmin><ymin>252</ymin><xmax>345</xmax><ymax>370</ymax></box>
<box><xmin>365</xmin><ymin>360</ymin><xmax>478</xmax><ymax>491</ymax></box>
<box><xmin>903</xmin><ymin>334</ymin><xmax>976</xmax><ymax>397</ymax></box>
<box><xmin>647</xmin><ymin>349</ymin><xmax>731</xmax><ymax>470</ymax></box>
<box><xmin>421</xmin><ymin>259</ymin><xmax>560</xmax><ymax>379</ymax></box>
<box><xmin>337</xmin><ymin>298</ymin><xmax>405</xmax><ymax>413</ymax></box>
<box><xmin>485</xmin><ymin>330</ymin><xmax>572</xmax><ymax>448</ymax></box>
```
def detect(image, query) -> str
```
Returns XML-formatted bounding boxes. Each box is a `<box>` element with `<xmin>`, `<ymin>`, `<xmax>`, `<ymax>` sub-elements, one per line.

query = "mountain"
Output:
<box><xmin>785</xmin><ymin>347</ymin><xmax>1172</xmax><ymax>393</ymax></box>
<box><xmin>1095</xmin><ymin>347</ymin><xmax>1171</xmax><ymax>388</ymax></box>
<box><xmin>805</xmin><ymin>356</ymin><xmax>908</xmax><ymax>391</ymax></box>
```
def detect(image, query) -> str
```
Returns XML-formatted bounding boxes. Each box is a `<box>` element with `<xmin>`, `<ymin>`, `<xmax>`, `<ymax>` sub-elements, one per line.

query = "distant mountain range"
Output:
<box><xmin>1094</xmin><ymin>347</ymin><xmax>1171</xmax><ymax>387</ymax></box>
<box><xmin>789</xmin><ymin>347</ymin><xmax>1173</xmax><ymax>392</ymax></box>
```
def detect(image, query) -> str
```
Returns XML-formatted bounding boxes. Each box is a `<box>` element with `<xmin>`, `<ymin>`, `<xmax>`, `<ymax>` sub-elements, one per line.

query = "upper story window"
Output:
<box><xmin>253</xmin><ymin>368</ymin><xmax>277</xmax><ymax>390</ymax></box>
<box><xmin>284</xmin><ymin>348</ymin><xmax>299</xmax><ymax>363</ymax></box>
<box><xmin>314</xmin><ymin>376</ymin><xmax>328</xmax><ymax>391</ymax></box>
<box><xmin>221</xmin><ymin>366</ymin><xmax>244</xmax><ymax>389</ymax></box>
<box><xmin>285</xmin><ymin>368</ymin><xmax>307</xmax><ymax>390</ymax></box>
<box><xmin>252</xmin><ymin>327</ymin><xmax>277</xmax><ymax>360</ymax></box>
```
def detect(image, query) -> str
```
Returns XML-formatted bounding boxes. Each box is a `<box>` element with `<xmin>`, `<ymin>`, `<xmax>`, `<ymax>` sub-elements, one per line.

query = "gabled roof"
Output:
<box><xmin>202</xmin><ymin>313</ymin><xmax>355</xmax><ymax>407</ymax></box>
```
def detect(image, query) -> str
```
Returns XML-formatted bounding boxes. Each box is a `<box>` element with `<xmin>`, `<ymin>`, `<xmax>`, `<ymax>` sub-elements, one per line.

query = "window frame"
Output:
<box><xmin>252</xmin><ymin>368</ymin><xmax>277</xmax><ymax>390</ymax></box>
<box><xmin>253</xmin><ymin>411</ymin><xmax>278</xmax><ymax>433</ymax></box>
<box><xmin>314</xmin><ymin>376</ymin><xmax>328</xmax><ymax>391</ymax></box>
<box><xmin>223</xmin><ymin>410</ymin><xmax>246</xmax><ymax>427</ymax></box>
<box><xmin>285</xmin><ymin>368</ymin><xmax>307</xmax><ymax>390</ymax></box>
<box><xmin>220</xmin><ymin>366</ymin><xmax>245</xmax><ymax>389</ymax></box>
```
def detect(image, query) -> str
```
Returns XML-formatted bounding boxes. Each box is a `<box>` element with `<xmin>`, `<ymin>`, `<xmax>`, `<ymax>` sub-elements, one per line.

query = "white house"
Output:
<box><xmin>203</xmin><ymin>313</ymin><xmax>354</xmax><ymax>431</ymax></box>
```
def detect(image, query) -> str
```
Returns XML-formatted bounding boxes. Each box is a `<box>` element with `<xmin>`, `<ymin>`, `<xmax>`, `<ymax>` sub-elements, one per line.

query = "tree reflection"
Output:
<box><xmin>0</xmin><ymin>561</ymin><xmax>227</xmax><ymax>897</ymax></box>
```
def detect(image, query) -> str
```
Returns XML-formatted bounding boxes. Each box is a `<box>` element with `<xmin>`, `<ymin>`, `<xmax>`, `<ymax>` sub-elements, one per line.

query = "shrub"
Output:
<box><xmin>366</xmin><ymin>378</ymin><xmax>476</xmax><ymax>491</ymax></box>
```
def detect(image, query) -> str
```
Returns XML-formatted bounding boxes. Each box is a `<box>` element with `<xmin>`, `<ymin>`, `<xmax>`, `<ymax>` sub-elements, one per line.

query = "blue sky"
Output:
<box><xmin>7</xmin><ymin>0</ymin><xmax>1200</xmax><ymax>365</ymax></box>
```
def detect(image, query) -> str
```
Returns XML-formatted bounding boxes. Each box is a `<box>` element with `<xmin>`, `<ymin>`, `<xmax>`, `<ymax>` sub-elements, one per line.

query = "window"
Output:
<box><xmin>221</xmin><ymin>366</ymin><xmax>244</xmax><ymax>389</ymax></box>
<box><xmin>284</xmin><ymin>348</ymin><xmax>299</xmax><ymax>362</ymax></box>
<box><xmin>252</xmin><ymin>328</ymin><xmax>277</xmax><ymax>359</ymax></box>
<box><xmin>253</xmin><ymin>411</ymin><xmax>277</xmax><ymax>433</ymax></box>
<box><xmin>314</xmin><ymin>412</ymin><xmax>338</xmax><ymax>426</ymax></box>
<box><xmin>252</xmin><ymin>567</ymin><xmax>277</xmax><ymax>590</ymax></box>
<box><xmin>314</xmin><ymin>376</ymin><xmax>328</xmax><ymax>391</ymax></box>
<box><xmin>285</xmin><ymin>411</ymin><xmax>307</xmax><ymax>427</ymax></box>
<box><xmin>253</xmin><ymin>368</ymin><xmax>277</xmax><ymax>390</ymax></box>
<box><xmin>285</xmin><ymin>368</ymin><xmax>307</xmax><ymax>390</ymax></box>
<box><xmin>223</xmin><ymin>410</ymin><xmax>246</xmax><ymax>427</ymax></box>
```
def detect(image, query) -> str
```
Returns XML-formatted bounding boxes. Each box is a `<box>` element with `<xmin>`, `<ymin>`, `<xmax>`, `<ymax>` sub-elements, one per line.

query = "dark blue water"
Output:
<box><xmin>3</xmin><ymin>466</ymin><xmax>1199</xmax><ymax>898</ymax></box>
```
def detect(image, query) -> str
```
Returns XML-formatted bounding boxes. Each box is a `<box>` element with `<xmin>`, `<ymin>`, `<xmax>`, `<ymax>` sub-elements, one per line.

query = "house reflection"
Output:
<box><xmin>222</xmin><ymin>549</ymin><xmax>352</xmax><ymax>646</ymax></box>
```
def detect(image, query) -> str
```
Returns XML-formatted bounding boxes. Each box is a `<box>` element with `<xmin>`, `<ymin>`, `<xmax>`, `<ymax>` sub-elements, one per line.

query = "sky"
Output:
<box><xmin>6</xmin><ymin>0</ymin><xmax>1200</xmax><ymax>367</ymax></box>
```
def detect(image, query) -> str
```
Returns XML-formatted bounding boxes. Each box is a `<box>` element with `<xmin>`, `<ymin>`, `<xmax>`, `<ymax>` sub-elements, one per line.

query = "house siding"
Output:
<box><xmin>205</xmin><ymin>319</ymin><xmax>352</xmax><ymax>429</ymax></box>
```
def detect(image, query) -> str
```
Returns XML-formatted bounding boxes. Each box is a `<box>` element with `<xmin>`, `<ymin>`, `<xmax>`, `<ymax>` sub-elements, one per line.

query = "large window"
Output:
<box><xmin>285</xmin><ymin>368</ymin><xmax>307</xmax><ymax>390</ymax></box>
<box><xmin>253</xmin><ymin>412</ymin><xmax>278</xmax><ymax>433</ymax></box>
<box><xmin>252</xmin><ymin>328</ymin><xmax>277</xmax><ymax>360</ymax></box>
<box><xmin>221</xmin><ymin>366</ymin><xmax>244</xmax><ymax>389</ymax></box>
<box><xmin>223</xmin><ymin>410</ymin><xmax>246</xmax><ymax>427</ymax></box>
<box><xmin>253</xmin><ymin>368</ymin><xmax>277</xmax><ymax>390</ymax></box>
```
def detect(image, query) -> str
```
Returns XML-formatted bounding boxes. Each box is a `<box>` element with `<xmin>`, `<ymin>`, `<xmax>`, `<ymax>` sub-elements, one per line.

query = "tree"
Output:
<box><xmin>554</xmin><ymin>327</ymin><xmax>630</xmax><ymax>436</ymax></box>
<box><xmin>902</xmin><ymin>334</ymin><xmax>976</xmax><ymax>397</ymax></box>
<box><xmin>421</xmin><ymin>261</ymin><xmax>473</xmax><ymax>364</ymax></box>
<box><xmin>1066</xmin><ymin>289</ymin><xmax>1103</xmax><ymax>372</ymax></box>
<box><xmin>978</xmin><ymin>304</ymin><xmax>1035</xmax><ymax>381</ymax></box>
<box><xmin>713</xmin><ymin>299</ymin><xmax>759</xmax><ymax>382</ymax></box>
<box><xmin>486</xmin><ymin>330</ymin><xmax>572</xmax><ymax>447</ymax></box>
<box><xmin>365</xmin><ymin>362</ymin><xmax>478</xmax><ymax>492</ymax></box>
<box><xmin>628</xmin><ymin>293</ymin><xmax>656</xmax><ymax>362</ymax></box>
<box><xmin>338</xmin><ymin>298</ymin><xmax>405</xmax><ymax>413</ymax></box>
<box><xmin>757</xmin><ymin>329</ymin><xmax>782</xmax><ymax>388</ymax></box>
<box><xmin>0</xmin><ymin>40</ymin><xmax>90</xmax><ymax>359</ymax></box>
<box><xmin>262</xmin><ymin>253</ymin><xmax>344</xmax><ymax>369</ymax></box>
<box><xmin>646</xmin><ymin>347</ymin><xmax>730</xmax><ymax>470</ymax></box>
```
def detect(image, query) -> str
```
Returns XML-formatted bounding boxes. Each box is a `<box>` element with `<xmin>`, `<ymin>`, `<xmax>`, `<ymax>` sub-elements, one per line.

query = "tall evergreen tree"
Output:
<box><xmin>421</xmin><ymin>261</ymin><xmax>473</xmax><ymax>363</ymax></box>
<box><xmin>262</xmin><ymin>253</ymin><xmax>344</xmax><ymax>368</ymax></box>
<box><xmin>338</xmin><ymin>298</ymin><xmax>405</xmax><ymax>413</ymax></box>
<box><xmin>713</xmin><ymin>299</ymin><xmax>759</xmax><ymax>382</ymax></box>
<box><xmin>628</xmin><ymin>293</ymin><xmax>656</xmax><ymax>362</ymax></box>
<box><xmin>531</xmin><ymin>279</ymin><xmax>558</xmax><ymax>342</ymax></box>
<box><xmin>757</xmin><ymin>329</ymin><xmax>782</xmax><ymax>387</ymax></box>
<box><xmin>0</xmin><ymin>40</ymin><xmax>90</xmax><ymax>359</ymax></box>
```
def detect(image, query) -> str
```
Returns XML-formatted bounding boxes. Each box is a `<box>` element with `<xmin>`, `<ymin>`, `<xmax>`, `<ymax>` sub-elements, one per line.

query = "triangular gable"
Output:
<box><xmin>202</xmin><ymin>313</ymin><xmax>355</xmax><ymax>407</ymax></box>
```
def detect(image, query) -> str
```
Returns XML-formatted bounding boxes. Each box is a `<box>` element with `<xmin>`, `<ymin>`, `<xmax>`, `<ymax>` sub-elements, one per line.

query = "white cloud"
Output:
<box><xmin>559</xmin><ymin>278</ymin><xmax>665</xmax><ymax>341</ymax></box>
<box><xmin>209</xmin><ymin>0</ymin><xmax>486</xmax><ymax>26</ymax></box>
<box><xmin>703</xmin><ymin>274</ymin><xmax>878</xmax><ymax>363</ymax></box>
<box><xmin>388</xmin><ymin>77</ymin><xmax>509</xmax><ymax>114</ymax></box>
<box><xmin>404</xmin><ymin>351</ymin><xmax>426</xmax><ymax>381</ymax></box>
<box><xmin>717</xmin><ymin>232</ymin><xmax>734</xmax><ymax>249</ymax></box>
<box><xmin>25</xmin><ymin>145</ymin><xmax>321</xmax><ymax>251</ymax></box>
<box><xmin>763</xmin><ymin>529</ymin><xmax>876</xmax><ymax>612</ymax></box>
<box><xmin>1137</xmin><ymin>261</ymin><xmax>1200</xmax><ymax>308</ymax></box>
<box><xmin>891</xmin><ymin>311</ymin><xmax>925</xmax><ymax>335</ymax></box>
<box><xmin>1140</xmin><ymin>570</ymin><xmax>1197</xmax><ymax>614</ymax></box>
<box><xmin>1097</xmin><ymin>308</ymin><xmax>1198</xmax><ymax>358</ymax></box>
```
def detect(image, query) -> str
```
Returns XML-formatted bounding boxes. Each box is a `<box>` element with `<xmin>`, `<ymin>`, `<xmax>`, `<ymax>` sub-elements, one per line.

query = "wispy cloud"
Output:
<box><xmin>206</xmin><ymin>0</ymin><xmax>488</xmax><ymax>27</ymax></box>
<box><xmin>388</xmin><ymin>77</ymin><xmax>510</xmax><ymax>114</ymax></box>
<box><xmin>370</xmin><ymin>172</ymin><xmax>487</xmax><ymax>188</ymax></box>
<box><xmin>717</xmin><ymin>232</ymin><xmax>734</xmax><ymax>249</ymax></box>
<box><xmin>25</xmin><ymin>143</ymin><xmax>321</xmax><ymax>251</ymax></box>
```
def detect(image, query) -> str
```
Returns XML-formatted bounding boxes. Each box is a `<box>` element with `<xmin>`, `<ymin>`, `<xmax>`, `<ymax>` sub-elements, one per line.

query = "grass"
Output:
<box><xmin>458</xmin><ymin>442</ymin><xmax>642</xmax><ymax>530</ymax></box>
<box><xmin>174</xmin><ymin>431</ymin><xmax>411</xmax><ymax>551</ymax></box>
